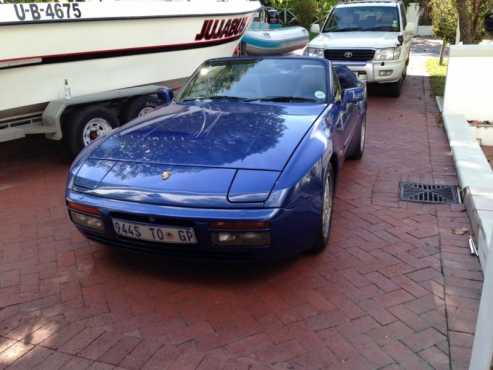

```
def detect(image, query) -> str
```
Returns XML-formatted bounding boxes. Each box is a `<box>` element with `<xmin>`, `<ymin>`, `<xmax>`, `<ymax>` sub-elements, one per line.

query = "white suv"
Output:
<box><xmin>306</xmin><ymin>0</ymin><xmax>416</xmax><ymax>97</ymax></box>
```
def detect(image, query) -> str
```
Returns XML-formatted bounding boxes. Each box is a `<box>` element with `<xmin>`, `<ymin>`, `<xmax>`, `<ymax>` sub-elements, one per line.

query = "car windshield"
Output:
<box><xmin>323</xmin><ymin>6</ymin><xmax>400</xmax><ymax>32</ymax></box>
<box><xmin>178</xmin><ymin>59</ymin><xmax>328</xmax><ymax>104</ymax></box>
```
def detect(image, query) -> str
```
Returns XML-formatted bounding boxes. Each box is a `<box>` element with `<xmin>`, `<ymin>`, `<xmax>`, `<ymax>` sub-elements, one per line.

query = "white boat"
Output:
<box><xmin>0</xmin><ymin>0</ymin><xmax>260</xmax><ymax>113</ymax></box>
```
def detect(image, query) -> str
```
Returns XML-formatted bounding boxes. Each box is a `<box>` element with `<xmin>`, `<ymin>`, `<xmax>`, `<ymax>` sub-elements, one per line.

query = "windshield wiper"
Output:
<box><xmin>182</xmin><ymin>95</ymin><xmax>248</xmax><ymax>102</ymax></box>
<box><xmin>363</xmin><ymin>26</ymin><xmax>398</xmax><ymax>31</ymax></box>
<box><xmin>325</xmin><ymin>27</ymin><xmax>362</xmax><ymax>32</ymax></box>
<box><xmin>247</xmin><ymin>96</ymin><xmax>319</xmax><ymax>103</ymax></box>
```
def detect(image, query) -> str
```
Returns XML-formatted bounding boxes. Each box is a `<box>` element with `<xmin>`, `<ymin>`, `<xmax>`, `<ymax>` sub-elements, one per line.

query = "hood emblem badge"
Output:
<box><xmin>161</xmin><ymin>171</ymin><xmax>172</xmax><ymax>181</ymax></box>
<box><xmin>344</xmin><ymin>51</ymin><xmax>353</xmax><ymax>59</ymax></box>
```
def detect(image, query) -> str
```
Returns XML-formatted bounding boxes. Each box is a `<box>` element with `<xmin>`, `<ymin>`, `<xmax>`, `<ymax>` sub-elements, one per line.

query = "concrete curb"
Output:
<box><xmin>442</xmin><ymin>112</ymin><xmax>493</xmax><ymax>270</ymax></box>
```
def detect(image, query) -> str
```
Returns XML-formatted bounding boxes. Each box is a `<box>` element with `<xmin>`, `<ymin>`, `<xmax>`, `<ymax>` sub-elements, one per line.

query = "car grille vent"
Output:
<box><xmin>399</xmin><ymin>182</ymin><xmax>461</xmax><ymax>204</ymax></box>
<box><xmin>324</xmin><ymin>49</ymin><xmax>375</xmax><ymax>62</ymax></box>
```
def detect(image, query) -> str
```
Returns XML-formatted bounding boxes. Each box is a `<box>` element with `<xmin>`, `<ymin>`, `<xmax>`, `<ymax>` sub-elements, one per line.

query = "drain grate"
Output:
<box><xmin>399</xmin><ymin>182</ymin><xmax>461</xmax><ymax>204</ymax></box>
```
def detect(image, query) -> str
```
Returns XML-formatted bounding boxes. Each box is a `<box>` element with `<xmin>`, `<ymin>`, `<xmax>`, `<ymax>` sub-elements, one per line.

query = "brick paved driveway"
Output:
<box><xmin>0</xmin><ymin>53</ymin><xmax>483</xmax><ymax>369</ymax></box>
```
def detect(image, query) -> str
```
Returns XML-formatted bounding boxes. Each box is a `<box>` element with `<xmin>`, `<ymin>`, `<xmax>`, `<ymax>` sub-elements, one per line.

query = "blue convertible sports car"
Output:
<box><xmin>66</xmin><ymin>57</ymin><xmax>367</xmax><ymax>259</ymax></box>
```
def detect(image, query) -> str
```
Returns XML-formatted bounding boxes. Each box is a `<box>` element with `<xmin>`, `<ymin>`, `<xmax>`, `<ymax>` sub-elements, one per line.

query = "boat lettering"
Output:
<box><xmin>195</xmin><ymin>17</ymin><xmax>248</xmax><ymax>41</ymax></box>
<box><xmin>12</xmin><ymin>3</ymin><xmax>82</xmax><ymax>22</ymax></box>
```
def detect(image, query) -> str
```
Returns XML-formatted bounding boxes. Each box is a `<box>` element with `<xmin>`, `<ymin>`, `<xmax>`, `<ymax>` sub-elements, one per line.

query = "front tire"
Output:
<box><xmin>311</xmin><ymin>164</ymin><xmax>335</xmax><ymax>253</ymax></box>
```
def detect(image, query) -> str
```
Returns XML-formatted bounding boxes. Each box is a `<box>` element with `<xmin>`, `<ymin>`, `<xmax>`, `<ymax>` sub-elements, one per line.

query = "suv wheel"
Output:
<box><xmin>386</xmin><ymin>79</ymin><xmax>402</xmax><ymax>98</ymax></box>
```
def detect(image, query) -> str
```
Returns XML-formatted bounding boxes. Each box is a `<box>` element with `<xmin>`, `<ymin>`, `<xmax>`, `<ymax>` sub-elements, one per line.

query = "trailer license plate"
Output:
<box><xmin>112</xmin><ymin>219</ymin><xmax>197</xmax><ymax>244</ymax></box>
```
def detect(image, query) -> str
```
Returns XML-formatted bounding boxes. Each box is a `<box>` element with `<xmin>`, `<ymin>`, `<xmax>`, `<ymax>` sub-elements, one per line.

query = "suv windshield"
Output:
<box><xmin>179</xmin><ymin>59</ymin><xmax>328</xmax><ymax>104</ymax></box>
<box><xmin>323</xmin><ymin>6</ymin><xmax>400</xmax><ymax>32</ymax></box>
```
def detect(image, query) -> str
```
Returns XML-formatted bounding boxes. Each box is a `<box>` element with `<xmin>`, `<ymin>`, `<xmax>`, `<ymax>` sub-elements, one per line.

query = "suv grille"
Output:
<box><xmin>324</xmin><ymin>49</ymin><xmax>375</xmax><ymax>62</ymax></box>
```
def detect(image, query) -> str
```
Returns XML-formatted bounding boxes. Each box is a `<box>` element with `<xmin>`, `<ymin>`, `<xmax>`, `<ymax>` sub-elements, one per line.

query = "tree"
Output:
<box><xmin>291</xmin><ymin>0</ymin><xmax>318</xmax><ymax>29</ymax></box>
<box><xmin>431</xmin><ymin>0</ymin><xmax>457</xmax><ymax>64</ymax></box>
<box><xmin>455</xmin><ymin>0</ymin><xmax>493</xmax><ymax>44</ymax></box>
<box><xmin>316</xmin><ymin>0</ymin><xmax>337</xmax><ymax>25</ymax></box>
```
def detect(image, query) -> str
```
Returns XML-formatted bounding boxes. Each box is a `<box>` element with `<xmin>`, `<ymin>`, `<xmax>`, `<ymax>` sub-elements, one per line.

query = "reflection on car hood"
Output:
<box><xmin>310</xmin><ymin>32</ymin><xmax>400</xmax><ymax>49</ymax></box>
<box><xmin>90</xmin><ymin>101</ymin><xmax>325</xmax><ymax>171</ymax></box>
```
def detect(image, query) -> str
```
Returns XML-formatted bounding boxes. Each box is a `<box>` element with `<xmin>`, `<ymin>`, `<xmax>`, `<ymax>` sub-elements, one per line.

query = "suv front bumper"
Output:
<box><xmin>333</xmin><ymin>59</ymin><xmax>405</xmax><ymax>84</ymax></box>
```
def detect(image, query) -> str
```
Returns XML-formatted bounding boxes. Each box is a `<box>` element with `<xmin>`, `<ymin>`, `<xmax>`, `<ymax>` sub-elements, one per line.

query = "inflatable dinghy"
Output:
<box><xmin>241</xmin><ymin>7</ymin><xmax>309</xmax><ymax>55</ymax></box>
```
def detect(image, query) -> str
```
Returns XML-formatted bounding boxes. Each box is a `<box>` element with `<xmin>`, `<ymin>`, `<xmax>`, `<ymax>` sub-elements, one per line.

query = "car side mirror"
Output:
<box><xmin>310</xmin><ymin>23</ymin><xmax>321</xmax><ymax>34</ymax></box>
<box><xmin>157</xmin><ymin>87</ymin><xmax>174</xmax><ymax>105</ymax></box>
<box><xmin>342</xmin><ymin>87</ymin><xmax>364</xmax><ymax>104</ymax></box>
<box><xmin>405</xmin><ymin>22</ymin><xmax>416</xmax><ymax>35</ymax></box>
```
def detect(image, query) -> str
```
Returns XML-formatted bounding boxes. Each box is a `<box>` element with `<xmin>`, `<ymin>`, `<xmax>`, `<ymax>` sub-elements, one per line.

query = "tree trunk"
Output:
<box><xmin>455</xmin><ymin>0</ymin><xmax>488</xmax><ymax>43</ymax></box>
<box><xmin>439</xmin><ymin>40</ymin><xmax>447</xmax><ymax>65</ymax></box>
<box><xmin>456</xmin><ymin>0</ymin><xmax>475</xmax><ymax>43</ymax></box>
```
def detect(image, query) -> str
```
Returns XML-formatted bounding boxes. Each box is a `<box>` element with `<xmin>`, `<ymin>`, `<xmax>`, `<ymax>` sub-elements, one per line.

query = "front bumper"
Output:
<box><xmin>333</xmin><ymin>59</ymin><xmax>406</xmax><ymax>84</ymax></box>
<box><xmin>66</xmin><ymin>190</ymin><xmax>320</xmax><ymax>260</ymax></box>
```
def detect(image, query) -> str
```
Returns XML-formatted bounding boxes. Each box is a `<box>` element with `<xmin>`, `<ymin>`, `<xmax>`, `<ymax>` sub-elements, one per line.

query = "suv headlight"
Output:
<box><xmin>304</xmin><ymin>47</ymin><xmax>325</xmax><ymax>58</ymax></box>
<box><xmin>374</xmin><ymin>47</ymin><xmax>401</xmax><ymax>61</ymax></box>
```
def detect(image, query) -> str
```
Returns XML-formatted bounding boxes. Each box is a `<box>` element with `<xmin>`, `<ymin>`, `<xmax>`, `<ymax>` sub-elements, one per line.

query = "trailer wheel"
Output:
<box><xmin>64</xmin><ymin>106</ymin><xmax>118</xmax><ymax>157</ymax></box>
<box><xmin>121</xmin><ymin>95</ymin><xmax>160</xmax><ymax>124</ymax></box>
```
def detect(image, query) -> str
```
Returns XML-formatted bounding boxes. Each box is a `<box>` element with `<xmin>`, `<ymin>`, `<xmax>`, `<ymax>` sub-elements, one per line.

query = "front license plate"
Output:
<box><xmin>112</xmin><ymin>219</ymin><xmax>197</xmax><ymax>244</ymax></box>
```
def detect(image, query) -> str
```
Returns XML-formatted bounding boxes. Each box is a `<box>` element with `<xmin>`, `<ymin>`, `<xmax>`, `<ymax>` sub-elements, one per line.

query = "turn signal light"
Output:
<box><xmin>69</xmin><ymin>211</ymin><xmax>105</xmax><ymax>232</ymax></box>
<box><xmin>209</xmin><ymin>221</ymin><xmax>271</xmax><ymax>230</ymax></box>
<box><xmin>67</xmin><ymin>201</ymin><xmax>101</xmax><ymax>216</ymax></box>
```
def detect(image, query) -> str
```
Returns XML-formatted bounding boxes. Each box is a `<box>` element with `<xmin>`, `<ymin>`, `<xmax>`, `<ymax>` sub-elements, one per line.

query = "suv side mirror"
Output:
<box><xmin>157</xmin><ymin>87</ymin><xmax>174</xmax><ymax>105</ymax></box>
<box><xmin>310</xmin><ymin>23</ymin><xmax>321</xmax><ymax>34</ymax></box>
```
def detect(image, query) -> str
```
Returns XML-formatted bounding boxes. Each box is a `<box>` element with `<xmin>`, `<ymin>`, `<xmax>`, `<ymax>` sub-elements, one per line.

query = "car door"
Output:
<box><xmin>330</xmin><ymin>67</ymin><xmax>354</xmax><ymax>155</ymax></box>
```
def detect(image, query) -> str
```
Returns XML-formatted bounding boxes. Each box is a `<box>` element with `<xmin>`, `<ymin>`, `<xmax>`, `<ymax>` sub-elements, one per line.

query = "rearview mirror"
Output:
<box><xmin>157</xmin><ymin>87</ymin><xmax>174</xmax><ymax>105</ymax></box>
<box><xmin>310</xmin><ymin>23</ymin><xmax>321</xmax><ymax>34</ymax></box>
<box><xmin>342</xmin><ymin>87</ymin><xmax>364</xmax><ymax>104</ymax></box>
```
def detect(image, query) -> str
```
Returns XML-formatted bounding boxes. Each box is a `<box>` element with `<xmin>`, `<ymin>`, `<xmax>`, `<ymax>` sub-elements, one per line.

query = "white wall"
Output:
<box><xmin>443</xmin><ymin>45</ymin><xmax>493</xmax><ymax>122</ymax></box>
<box><xmin>417</xmin><ymin>25</ymin><xmax>433</xmax><ymax>37</ymax></box>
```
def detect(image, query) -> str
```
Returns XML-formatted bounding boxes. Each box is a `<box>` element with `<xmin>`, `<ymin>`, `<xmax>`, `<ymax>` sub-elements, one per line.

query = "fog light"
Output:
<box><xmin>212</xmin><ymin>232</ymin><xmax>271</xmax><ymax>246</ymax></box>
<box><xmin>218</xmin><ymin>233</ymin><xmax>238</xmax><ymax>243</ymax></box>
<box><xmin>70</xmin><ymin>211</ymin><xmax>104</xmax><ymax>232</ymax></box>
<box><xmin>379</xmin><ymin>70</ymin><xmax>393</xmax><ymax>77</ymax></box>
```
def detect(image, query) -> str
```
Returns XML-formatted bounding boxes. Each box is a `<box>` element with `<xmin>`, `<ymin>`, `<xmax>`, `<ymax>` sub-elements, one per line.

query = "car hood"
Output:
<box><xmin>310</xmin><ymin>31</ymin><xmax>400</xmax><ymax>49</ymax></box>
<box><xmin>90</xmin><ymin>102</ymin><xmax>324</xmax><ymax>171</ymax></box>
<box><xmin>72</xmin><ymin>102</ymin><xmax>324</xmax><ymax>207</ymax></box>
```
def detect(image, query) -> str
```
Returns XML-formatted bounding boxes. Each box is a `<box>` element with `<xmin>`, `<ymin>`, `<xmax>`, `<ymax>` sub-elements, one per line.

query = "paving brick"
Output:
<box><xmin>98</xmin><ymin>335</ymin><xmax>142</xmax><ymax>365</ymax></box>
<box><xmin>367</xmin><ymin>321</ymin><xmax>414</xmax><ymax>346</ymax></box>
<box><xmin>118</xmin><ymin>338</ymin><xmax>166</xmax><ymax>370</ymax></box>
<box><xmin>0</xmin><ymin>341</ymin><xmax>33</xmax><ymax>369</ymax></box>
<box><xmin>383</xmin><ymin>340</ymin><xmax>433</xmax><ymax>370</ymax></box>
<box><xmin>34</xmin><ymin>351</ymin><xmax>73</xmax><ymax>370</ymax></box>
<box><xmin>59</xmin><ymin>356</ymin><xmax>93</xmax><ymax>370</ymax></box>
<box><xmin>365</xmin><ymin>272</ymin><xmax>399</xmax><ymax>292</ymax></box>
<box><xmin>60</xmin><ymin>326</ymin><xmax>106</xmax><ymax>355</ymax></box>
<box><xmin>402</xmin><ymin>327</ymin><xmax>447</xmax><ymax>352</ymax></box>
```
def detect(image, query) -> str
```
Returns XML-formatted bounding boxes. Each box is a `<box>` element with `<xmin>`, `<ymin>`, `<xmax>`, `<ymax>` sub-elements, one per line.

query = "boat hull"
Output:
<box><xmin>0</xmin><ymin>1</ymin><xmax>259</xmax><ymax>112</ymax></box>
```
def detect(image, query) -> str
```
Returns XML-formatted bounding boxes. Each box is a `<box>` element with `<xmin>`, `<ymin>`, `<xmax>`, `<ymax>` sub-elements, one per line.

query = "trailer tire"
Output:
<box><xmin>121</xmin><ymin>95</ymin><xmax>160</xmax><ymax>124</ymax></box>
<box><xmin>64</xmin><ymin>106</ymin><xmax>118</xmax><ymax>157</ymax></box>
